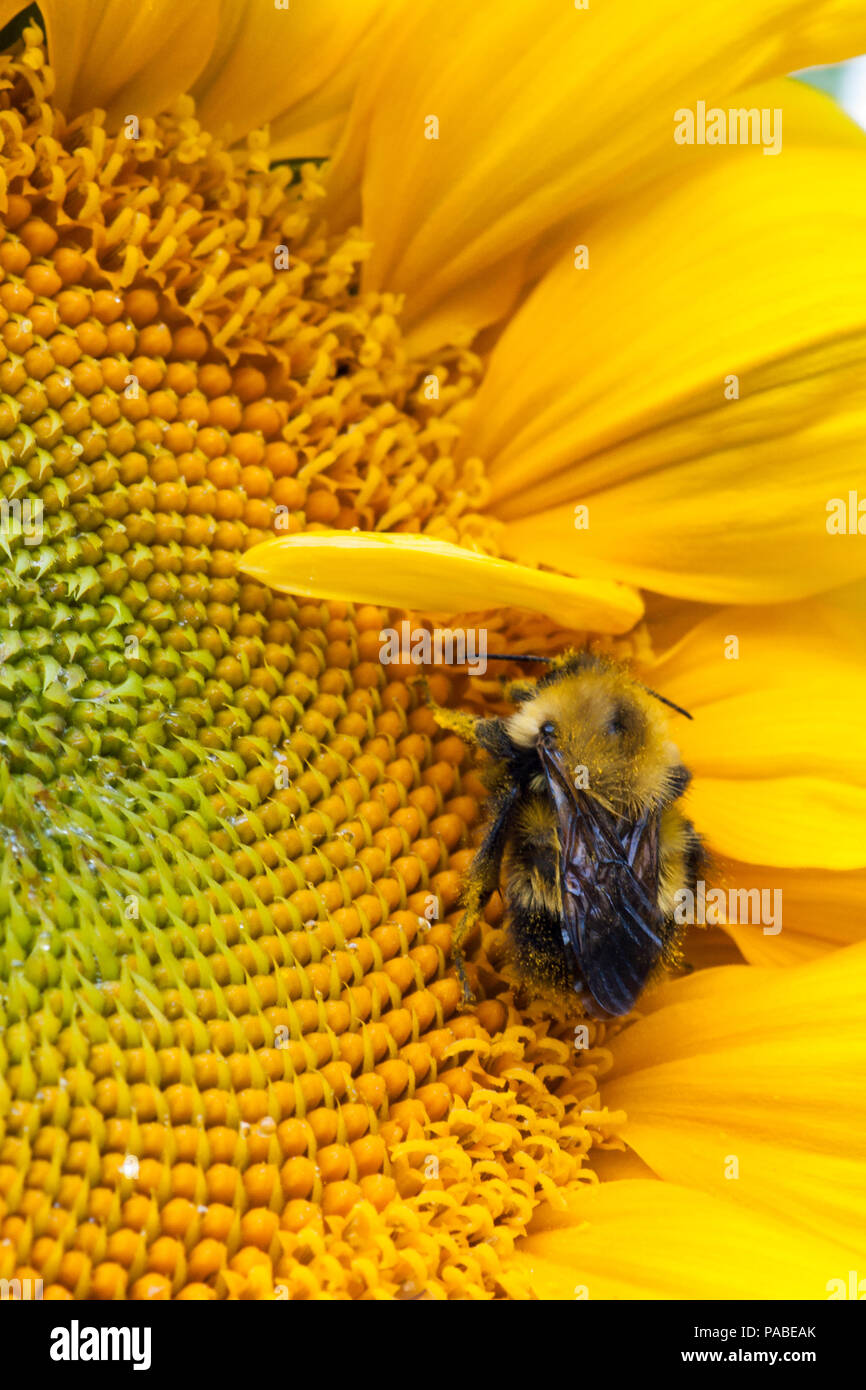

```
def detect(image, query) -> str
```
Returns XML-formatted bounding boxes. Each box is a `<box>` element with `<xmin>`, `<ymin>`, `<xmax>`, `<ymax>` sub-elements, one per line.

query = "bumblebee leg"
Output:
<box><xmin>451</xmin><ymin>926</ymin><xmax>475</xmax><ymax>1005</ymax></box>
<box><xmin>452</xmin><ymin>873</ymin><xmax>486</xmax><ymax>1006</ymax></box>
<box><xmin>414</xmin><ymin>676</ymin><xmax>484</xmax><ymax>745</ymax></box>
<box><xmin>453</xmin><ymin>787</ymin><xmax>518</xmax><ymax>1005</ymax></box>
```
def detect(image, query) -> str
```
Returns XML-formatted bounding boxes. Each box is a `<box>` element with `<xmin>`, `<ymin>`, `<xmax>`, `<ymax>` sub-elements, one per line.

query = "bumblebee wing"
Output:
<box><xmin>539</xmin><ymin>746</ymin><xmax>665</xmax><ymax>1016</ymax></box>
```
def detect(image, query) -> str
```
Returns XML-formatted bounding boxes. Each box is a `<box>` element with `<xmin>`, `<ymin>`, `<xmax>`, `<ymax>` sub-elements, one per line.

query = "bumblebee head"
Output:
<box><xmin>506</xmin><ymin>654</ymin><xmax>684</xmax><ymax>813</ymax></box>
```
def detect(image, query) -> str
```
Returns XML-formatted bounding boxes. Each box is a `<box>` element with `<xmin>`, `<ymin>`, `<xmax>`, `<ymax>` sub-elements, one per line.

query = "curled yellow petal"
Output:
<box><xmin>239</xmin><ymin>532</ymin><xmax>644</xmax><ymax>634</ymax></box>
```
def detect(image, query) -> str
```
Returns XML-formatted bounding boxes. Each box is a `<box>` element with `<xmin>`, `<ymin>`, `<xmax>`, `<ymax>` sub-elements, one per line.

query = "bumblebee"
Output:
<box><xmin>428</xmin><ymin>650</ymin><xmax>705</xmax><ymax>1017</ymax></box>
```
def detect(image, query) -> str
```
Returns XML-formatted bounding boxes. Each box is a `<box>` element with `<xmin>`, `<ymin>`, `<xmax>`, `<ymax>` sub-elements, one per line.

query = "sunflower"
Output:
<box><xmin>0</xmin><ymin>0</ymin><xmax>864</xmax><ymax>1303</ymax></box>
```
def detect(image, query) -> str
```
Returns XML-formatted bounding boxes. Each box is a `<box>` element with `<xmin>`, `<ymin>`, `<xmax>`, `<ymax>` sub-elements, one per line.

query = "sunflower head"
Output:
<box><xmin>1</xmin><ymin>0</ymin><xmax>865</xmax><ymax>1304</ymax></box>
<box><xmin>0</xmin><ymin>17</ymin><xmax>627</xmax><ymax>1302</ymax></box>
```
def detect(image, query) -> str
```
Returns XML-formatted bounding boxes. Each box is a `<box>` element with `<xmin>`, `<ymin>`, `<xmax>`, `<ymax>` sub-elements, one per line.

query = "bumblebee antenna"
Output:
<box><xmin>428</xmin><ymin>651</ymin><xmax>693</xmax><ymax>718</ymax></box>
<box><xmin>484</xmin><ymin>653</ymin><xmax>553</xmax><ymax>664</ymax></box>
<box><xmin>641</xmin><ymin>684</ymin><xmax>693</xmax><ymax>720</ymax></box>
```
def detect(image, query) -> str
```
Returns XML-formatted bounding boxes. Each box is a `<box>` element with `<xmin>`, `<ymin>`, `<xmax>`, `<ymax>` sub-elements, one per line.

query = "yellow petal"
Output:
<box><xmin>602</xmin><ymin>945</ymin><xmax>866</xmax><ymax>1253</ymax></box>
<box><xmin>713</xmin><ymin>860</ymin><xmax>866</xmax><ymax>964</ymax></box>
<box><xmin>0</xmin><ymin>0</ymin><xmax>386</xmax><ymax>153</ymax></box>
<box><xmin>239</xmin><ymin>532</ymin><xmax>644</xmax><ymax>634</ymax></box>
<box><xmin>192</xmin><ymin>0</ymin><xmax>390</xmax><ymax>158</ymax></box>
<box><xmin>679</xmin><ymin>924</ymin><xmax>746</xmax><ymax>972</ymax></box>
<box><xmin>515</xmin><ymin>1180</ymin><xmax>858</xmax><ymax>1299</ymax></box>
<box><xmin>587</xmin><ymin>1147</ymin><xmax>658</xmax><ymax>1184</ymax></box>
<box><xmin>326</xmin><ymin>0</ymin><xmax>866</xmax><ymax>351</ymax></box>
<box><xmin>15</xmin><ymin>0</ymin><xmax>220</xmax><ymax>125</ymax></box>
<box><xmin>523</xmin><ymin>73</ymin><xmax>866</xmax><ymax>292</ymax></box>
<box><xmin>738</xmin><ymin>73</ymin><xmax>866</xmax><ymax>149</ymax></box>
<box><xmin>688</xmin><ymin>778</ymin><xmax>866</xmax><ymax>870</ymax></box>
<box><xmin>651</xmin><ymin>596</ymin><xmax>866</xmax><ymax>778</ymax></box>
<box><xmin>463</xmin><ymin>142</ymin><xmax>866</xmax><ymax>603</ymax></box>
<box><xmin>645</xmin><ymin>593</ymin><xmax>866</xmax><ymax>866</ymax></box>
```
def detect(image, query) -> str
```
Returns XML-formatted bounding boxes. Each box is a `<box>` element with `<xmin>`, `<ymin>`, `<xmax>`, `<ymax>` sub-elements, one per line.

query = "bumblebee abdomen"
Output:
<box><xmin>511</xmin><ymin>798</ymin><xmax>560</xmax><ymax>901</ymax></box>
<box><xmin>505</xmin><ymin>873</ymin><xmax>573</xmax><ymax>997</ymax></box>
<box><xmin>505</xmin><ymin>796</ymin><xmax>573</xmax><ymax>995</ymax></box>
<box><xmin>503</xmin><ymin>791</ymin><xmax>705</xmax><ymax>1013</ymax></box>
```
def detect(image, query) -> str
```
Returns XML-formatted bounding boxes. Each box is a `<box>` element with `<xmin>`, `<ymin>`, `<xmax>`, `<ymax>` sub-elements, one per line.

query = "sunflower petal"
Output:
<box><xmin>646</xmin><ymin>593</ymin><xmax>866</xmax><ymax>866</ymax></box>
<box><xmin>688</xmin><ymin>778</ymin><xmax>866</xmax><ymax>870</ymax></box>
<box><xmin>515</xmin><ymin>1180</ymin><xmax>858</xmax><ymax>1299</ymax></box>
<box><xmin>713</xmin><ymin>860</ymin><xmax>866</xmax><ymax>964</ymax></box>
<box><xmin>239</xmin><ymin>532</ymin><xmax>644</xmax><ymax>634</ymax></box>
<box><xmin>192</xmin><ymin>0</ymin><xmax>390</xmax><ymax>158</ymax></box>
<box><xmin>326</xmin><ymin>0</ymin><xmax>866</xmax><ymax>350</ymax></box>
<box><xmin>463</xmin><ymin>143</ymin><xmax>866</xmax><ymax>603</ymax></box>
<box><xmin>520</xmin><ymin>75</ymin><xmax>866</xmax><ymax>293</ymax></box>
<box><xmin>602</xmin><ymin>946</ymin><xmax>866</xmax><ymax>1253</ymax></box>
<box><xmin>21</xmin><ymin>0</ymin><xmax>220</xmax><ymax>125</ymax></box>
